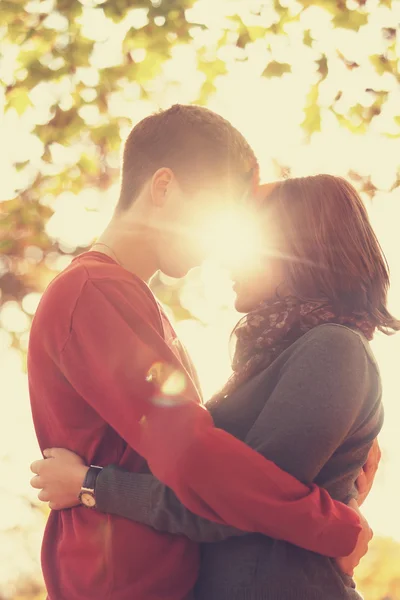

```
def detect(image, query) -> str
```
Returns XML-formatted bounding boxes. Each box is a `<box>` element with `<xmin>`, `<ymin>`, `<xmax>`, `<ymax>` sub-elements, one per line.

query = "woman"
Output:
<box><xmin>32</xmin><ymin>175</ymin><xmax>397</xmax><ymax>599</ymax></box>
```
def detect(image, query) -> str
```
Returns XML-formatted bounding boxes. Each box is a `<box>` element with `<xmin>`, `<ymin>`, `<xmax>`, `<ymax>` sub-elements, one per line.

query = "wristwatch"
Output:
<box><xmin>79</xmin><ymin>465</ymin><xmax>103</xmax><ymax>508</ymax></box>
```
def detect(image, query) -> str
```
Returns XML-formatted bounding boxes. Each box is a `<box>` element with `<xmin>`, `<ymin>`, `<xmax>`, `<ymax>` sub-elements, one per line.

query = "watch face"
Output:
<box><xmin>81</xmin><ymin>492</ymin><xmax>96</xmax><ymax>508</ymax></box>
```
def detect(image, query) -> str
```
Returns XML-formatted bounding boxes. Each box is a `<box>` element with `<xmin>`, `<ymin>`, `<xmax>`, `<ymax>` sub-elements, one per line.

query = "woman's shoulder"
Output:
<box><xmin>298</xmin><ymin>323</ymin><xmax>380</xmax><ymax>374</ymax></box>
<box><xmin>277</xmin><ymin>324</ymin><xmax>383</xmax><ymax>423</ymax></box>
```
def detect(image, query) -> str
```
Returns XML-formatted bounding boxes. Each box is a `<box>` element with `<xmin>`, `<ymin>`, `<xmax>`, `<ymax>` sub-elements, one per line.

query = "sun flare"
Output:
<box><xmin>201</xmin><ymin>208</ymin><xmax>265</xmax><ymax>272</ymax></box>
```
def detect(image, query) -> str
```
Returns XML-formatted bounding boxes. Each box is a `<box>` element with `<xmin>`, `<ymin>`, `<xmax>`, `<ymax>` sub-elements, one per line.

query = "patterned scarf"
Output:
<box><xmin>214</xmin><ymin>296</ymin><xmax>375</xmax><ymax>401</ymax></box>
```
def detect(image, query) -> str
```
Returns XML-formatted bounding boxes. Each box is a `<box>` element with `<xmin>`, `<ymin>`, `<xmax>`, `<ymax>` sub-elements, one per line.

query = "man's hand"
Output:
<box><xmin>335</xmin><ymin>499</ymin><xmax>373</xmax><ymax>577</ymax></box>
<box><xmin>30</xmin><ymin>448</ymin><xmax>89</xmax><ymax>510</ymax></box>
<box><xmin>356</xmin><ymin>438</ymin><xmax>381</xmax><ymax>506</ymax></box>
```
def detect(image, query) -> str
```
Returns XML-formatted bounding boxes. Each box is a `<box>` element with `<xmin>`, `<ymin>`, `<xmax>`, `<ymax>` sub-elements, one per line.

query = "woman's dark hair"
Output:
<box><xmin>259</xmin><ymin>174</ymin><xmax>399</xmax><ymax>334</ymax></box>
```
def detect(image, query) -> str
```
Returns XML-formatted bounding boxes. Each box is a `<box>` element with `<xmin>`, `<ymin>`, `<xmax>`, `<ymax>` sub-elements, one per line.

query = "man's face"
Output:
<box><xmin>154</xmin><ymin>176</ymin><xmax>248</xmax><ymax>279</ymax></box>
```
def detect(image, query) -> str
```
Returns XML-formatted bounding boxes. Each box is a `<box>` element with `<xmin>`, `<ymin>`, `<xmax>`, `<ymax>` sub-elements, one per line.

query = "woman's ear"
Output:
<box><xmin>151</xmin><ymin>168</ymin><xmax>174</xmax><ymax>207</ymax></box>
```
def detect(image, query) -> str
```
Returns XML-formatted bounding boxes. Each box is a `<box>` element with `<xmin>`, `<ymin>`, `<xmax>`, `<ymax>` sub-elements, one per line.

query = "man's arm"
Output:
<box><xmin>89</xmin><ymin>324</ymin><xmax>379</xmax><ymax>544</ymax></box>
<box><xmin>95</xmin><ymin>327</ymin><xmax>378</xmax><ymax>551</ymax></box>
<box><xmin>57</xmin><ymin>283</ymin><xmax>362</xmax><ymax>556</ymax></box>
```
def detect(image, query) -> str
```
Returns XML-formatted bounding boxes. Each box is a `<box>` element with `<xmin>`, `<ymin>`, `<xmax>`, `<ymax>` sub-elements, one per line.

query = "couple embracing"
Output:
<box><xmin>29</xmin><ymin>104</ymin><xmax>396</xmax><ymax>600</ymax></box>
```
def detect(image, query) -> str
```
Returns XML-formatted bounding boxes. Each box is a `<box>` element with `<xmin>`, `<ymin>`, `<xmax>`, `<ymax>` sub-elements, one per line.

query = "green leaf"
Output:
<box><xmin>246</xmin><ymin>26</ymin><xmax>267</xmax><ymax>42</ymax></box>
<box><xmin>103</xmin><ymin>0</ymin><xmax>136</xmax><ymax>23</ymax></box>
<box><xmin>78</xmin><ymin>154</ymin><xmax>99</xmax><ymax>176</ymax></box>
<box><xmin>302</xmin><ymin>84</ymin><xmax>321</xmax><ymax>136</ymax></box>
<box><xmin>56</xmin><ymin>0</ymin><xmax>83</xmax><ymax>19</ymax></box>
<box><xmin>66</xmin><ymin>39</ymin><xmax>95</xmax><ymax>68</ymax></box>
<box><xmin>303</xmin><ymin>29</ymin><xmax>313</xmax><ymax>47</ymax></box>
<box><xmin>262</xmin><ymin>61</ymin><xmax>291</xmax><ymax>78</ymax></box>
<box><xmin>91</xmin><ymin>122</ymin><xmax>121</xmax><ymax>151</ymax></box>
<box><xmin>332</xmin><ymin>10</ymin><xmax>368</xmax><ymax>31</ymax></box>
<box><xmin>15</xmin><ymin>160</ymin><xmax>31</xmax><ymax>172</ymax></box>
<box><xmin>197</xmin><ymin>80</ymin><xmax>216</xmax><ymax>105</ymax></box>
<box><xmin>297</xmin><ymin>0</ymin><xmax>338</xmax><ymax>15</ymax></box>
<box><xmin>335</xmin><ymin>110</ymin><xmax>367</xmax><ymax>134</ymax></box>
<box><xmin>35</xmin><ymin>108</ymin><xmax>86</xmax><ymax>145</ymax></box>
<box><xmin>198</xmin><ymin>57</ymin><xmax>227</xmax><ymax>80</ymax></box>
<box><xmin>370</xmin><ymin>54</ymin><xmax>396</xmax><ymax>76</ymax></box>
<box><xmin>22</xmin><ymin>59</ymin><xmax>67</xmax><ymax>84</ymax></box>
<box><xmin>0</xmin><ymin>0</ymin><xmax>24</xmax><ymax>23</ymax></box>
<box><xmin>317</xmin><ymin>55</ymin><xmax>328</xmax><ymax>80</ymax></box>
<box><xmin>6</xmin><ymin>87</ymin><xmax>32</xmax><ymax>115</ymax></box>
<box><xmin>236</xmin><ymin>31</ymin><xmax>251</xmax><ymax>48</ymax></box>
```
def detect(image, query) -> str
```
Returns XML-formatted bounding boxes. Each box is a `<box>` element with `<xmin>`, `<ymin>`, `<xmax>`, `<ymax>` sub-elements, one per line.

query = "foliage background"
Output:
<box><xmin>0</xmin><ymin>0</ymin><xmax>400</xmax><ymax>598</ymax></box>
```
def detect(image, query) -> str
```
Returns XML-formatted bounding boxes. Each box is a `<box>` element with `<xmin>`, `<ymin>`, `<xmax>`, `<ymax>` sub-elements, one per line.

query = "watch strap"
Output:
<box><xmin>82</xmin><ymin>465</ymin><xmax>103</xmax><ymax>493</ymax></box>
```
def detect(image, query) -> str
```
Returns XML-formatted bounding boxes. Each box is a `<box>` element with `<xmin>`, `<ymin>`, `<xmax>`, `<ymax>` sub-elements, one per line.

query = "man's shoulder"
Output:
<box><xmin>29</xmin><ymin>259</ymin><xmax>91</xmax><ymax>352</ymax></box>
<box><xmin>37</xmin><ymin>252</ymin><xmax>149</xmax><ymax>312</ymax></box>
<box><xmin>36</xmin><ymin>257</ymin><xmax>90</xmax><ymax>315</ymax></box>
<box><xmin>31</xmin><ymin>253</ymin><xmax>161</xmax><ymax>350</ymax></box>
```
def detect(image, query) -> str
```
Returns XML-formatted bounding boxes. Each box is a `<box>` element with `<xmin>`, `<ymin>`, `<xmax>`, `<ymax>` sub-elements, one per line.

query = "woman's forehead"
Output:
<box><xmin>255</xmin><ymin>182</ymin><xmax>281</xmax><ymax>206</ymax></box>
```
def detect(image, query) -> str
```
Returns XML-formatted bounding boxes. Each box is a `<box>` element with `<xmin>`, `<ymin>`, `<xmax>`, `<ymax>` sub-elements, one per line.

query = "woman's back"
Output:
<box><xmin>195</xmin><ymin>325</ymin><xmax>383</xmax><ymax>600</ymax></box>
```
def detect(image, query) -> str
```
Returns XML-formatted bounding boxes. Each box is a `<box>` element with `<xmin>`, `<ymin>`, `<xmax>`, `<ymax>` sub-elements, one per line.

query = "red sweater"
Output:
<box><xmin>28</xmin><ymin>252</ymin><xmax>361</xmax><ymax>600</ymax></box>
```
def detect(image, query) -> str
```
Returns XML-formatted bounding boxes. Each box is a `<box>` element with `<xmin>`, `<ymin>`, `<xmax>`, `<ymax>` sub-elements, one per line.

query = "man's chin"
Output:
<box><xmin>161</xmin><ymin>265</ymin><xmax>191</xmax><ymax>279</ymax></box>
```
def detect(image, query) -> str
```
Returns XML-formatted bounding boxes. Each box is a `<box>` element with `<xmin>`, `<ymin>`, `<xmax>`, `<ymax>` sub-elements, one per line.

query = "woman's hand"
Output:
<box><xmin>335</xmin><ymin>499</ymin><xmax>373</xmax><ymax>576</ymax></box>
<box><xmin>30</xmin><ymin>448</ymin><xmax>89</xmax><ymax>510</ymax></box>
<box><xmin>356</xmin><ymin>438</ymin><xmax>381</xmax><ymax>506</ymax></box>
<box><xmin>336</xmin><ymin>439</ymin><xmax>380</xmax><ymax>574</ymax></box>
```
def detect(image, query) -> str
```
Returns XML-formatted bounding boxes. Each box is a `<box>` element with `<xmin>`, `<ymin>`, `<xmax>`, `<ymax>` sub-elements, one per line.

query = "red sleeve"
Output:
<box><xmin>139</xmin><ymin>402</ymin><xmax>361</xmax><ymax>557</ymax></box>
<box><xmin>58</xmin><ymin>279</ymin><xmax>361</xmax><ymax>557</ymax></box>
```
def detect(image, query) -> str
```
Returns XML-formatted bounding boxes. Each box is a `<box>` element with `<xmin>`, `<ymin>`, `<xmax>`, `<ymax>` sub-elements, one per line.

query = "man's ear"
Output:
<box><xmin>151</xmin><ymin>168</ymin><xmax>174</xmax><ymax>207</ymax></box>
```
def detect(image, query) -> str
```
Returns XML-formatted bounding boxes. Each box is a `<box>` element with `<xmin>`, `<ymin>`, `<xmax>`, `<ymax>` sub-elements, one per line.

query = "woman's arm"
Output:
<box><xmin>96</xmin><ymin>466</ymin><xmax>247</xmax><ymax>542</ymax></box>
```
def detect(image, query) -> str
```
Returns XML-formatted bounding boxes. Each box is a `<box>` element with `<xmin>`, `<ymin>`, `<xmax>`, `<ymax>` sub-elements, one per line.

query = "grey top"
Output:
<box><xmin>96</xmin><ymin>324</ymin><xmax>383</xmax><ymax>600</ymax></box>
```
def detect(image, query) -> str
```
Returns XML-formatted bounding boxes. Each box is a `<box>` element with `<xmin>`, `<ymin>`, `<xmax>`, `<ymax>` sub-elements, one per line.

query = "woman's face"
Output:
<box><xmin>230</xmin><ymin>253</ymin><xmax>288</xmax><ymax>314</ymax></box>
<box><xmin>228</xmin><ymin>185</ymin><xmax>288</xmax><ymax>314</ymax></box>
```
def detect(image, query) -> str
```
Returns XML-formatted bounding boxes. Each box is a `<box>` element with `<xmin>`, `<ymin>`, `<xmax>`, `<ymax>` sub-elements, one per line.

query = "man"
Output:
<box><xmin>28</xmin><ymin>105</ymin><xmax>367</xmax><ymax>600</ymax></box>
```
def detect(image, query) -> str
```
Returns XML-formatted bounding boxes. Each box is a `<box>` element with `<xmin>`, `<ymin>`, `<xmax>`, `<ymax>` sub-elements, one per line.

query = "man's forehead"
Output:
<box><xmin>197</xmin><ymin>174</ymin><xmax>254</xmax><ymax>206</ymax></box>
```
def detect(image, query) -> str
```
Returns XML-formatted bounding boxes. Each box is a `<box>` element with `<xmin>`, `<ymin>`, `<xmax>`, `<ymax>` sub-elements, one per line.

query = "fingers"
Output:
<box><xmin>43</xmin><ymin>448</ymin><xmax>61</xmax><ymax>458</ymax></box>
<box><xmin>30</xmin><ymin>475</ymin><xmax>43</xmax><ymax>490</ymax></box>
<box><xmin>30</xmin><ymin>473</ymin><xmax>48</xmax><ymax>502</ymax></box>
<box><xmin>355</xmin><ymin>470</ymin><xmax>367</xmax><ymax>492</ymax></box>
<box><xmin>364</xmin><ymin>456</ymin><xmax>378</xmax><ymax>476</ymax></box>
<box><xmin>375</xmin><ymin>441</ymin><xmax>382</xmax><ymax>463</ymax></box>
<box><xmin>38</xmin><ymin>489</ymin><xmax>50</xmax><ymax>502</ymax></box>
<box><xmin>30</xmin><ymin>459</ymin><xmax>46</xmax><ymax>474</ymax></box>
<box><xmin>364</xmin><ymin>439</ymin><xmax>382</xmax><ymax>476</ymax></box>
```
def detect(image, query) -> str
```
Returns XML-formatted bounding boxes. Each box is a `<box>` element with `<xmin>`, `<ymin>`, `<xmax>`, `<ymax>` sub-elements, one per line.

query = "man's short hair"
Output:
<box><xmin>117</xmin><ymin>104</ymin><xmax>258</xmax><ymax>211</ymax></box>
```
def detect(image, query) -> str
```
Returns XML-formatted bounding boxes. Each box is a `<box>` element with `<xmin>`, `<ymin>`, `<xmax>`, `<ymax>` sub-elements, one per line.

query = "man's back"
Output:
<box><xmin>28</xmin><ymin>252</ymin><xmax>199</xmax><ymax>600</ymax></box>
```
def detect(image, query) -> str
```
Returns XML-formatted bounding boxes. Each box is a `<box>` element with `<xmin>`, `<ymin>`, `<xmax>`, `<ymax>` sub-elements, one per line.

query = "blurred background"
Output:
<box><xmin>1</xmin><ymin>0</ymin><xmax>400</xmax><ymax>598</ymax></box>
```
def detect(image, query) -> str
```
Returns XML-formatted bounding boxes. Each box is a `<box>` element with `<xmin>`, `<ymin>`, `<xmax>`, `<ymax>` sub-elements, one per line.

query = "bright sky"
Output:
<box><xmin>0</xmin><ymin>0</ymin><xmax>400</xmax><ymax>592</ymax></box>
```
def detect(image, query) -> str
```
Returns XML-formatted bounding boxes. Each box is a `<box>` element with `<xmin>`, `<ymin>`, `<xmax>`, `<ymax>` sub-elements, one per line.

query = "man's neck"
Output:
<box><xmin>92</xmin><ymin>213</ymin><xmax>159</xmax><ymax>284</ymax></box>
